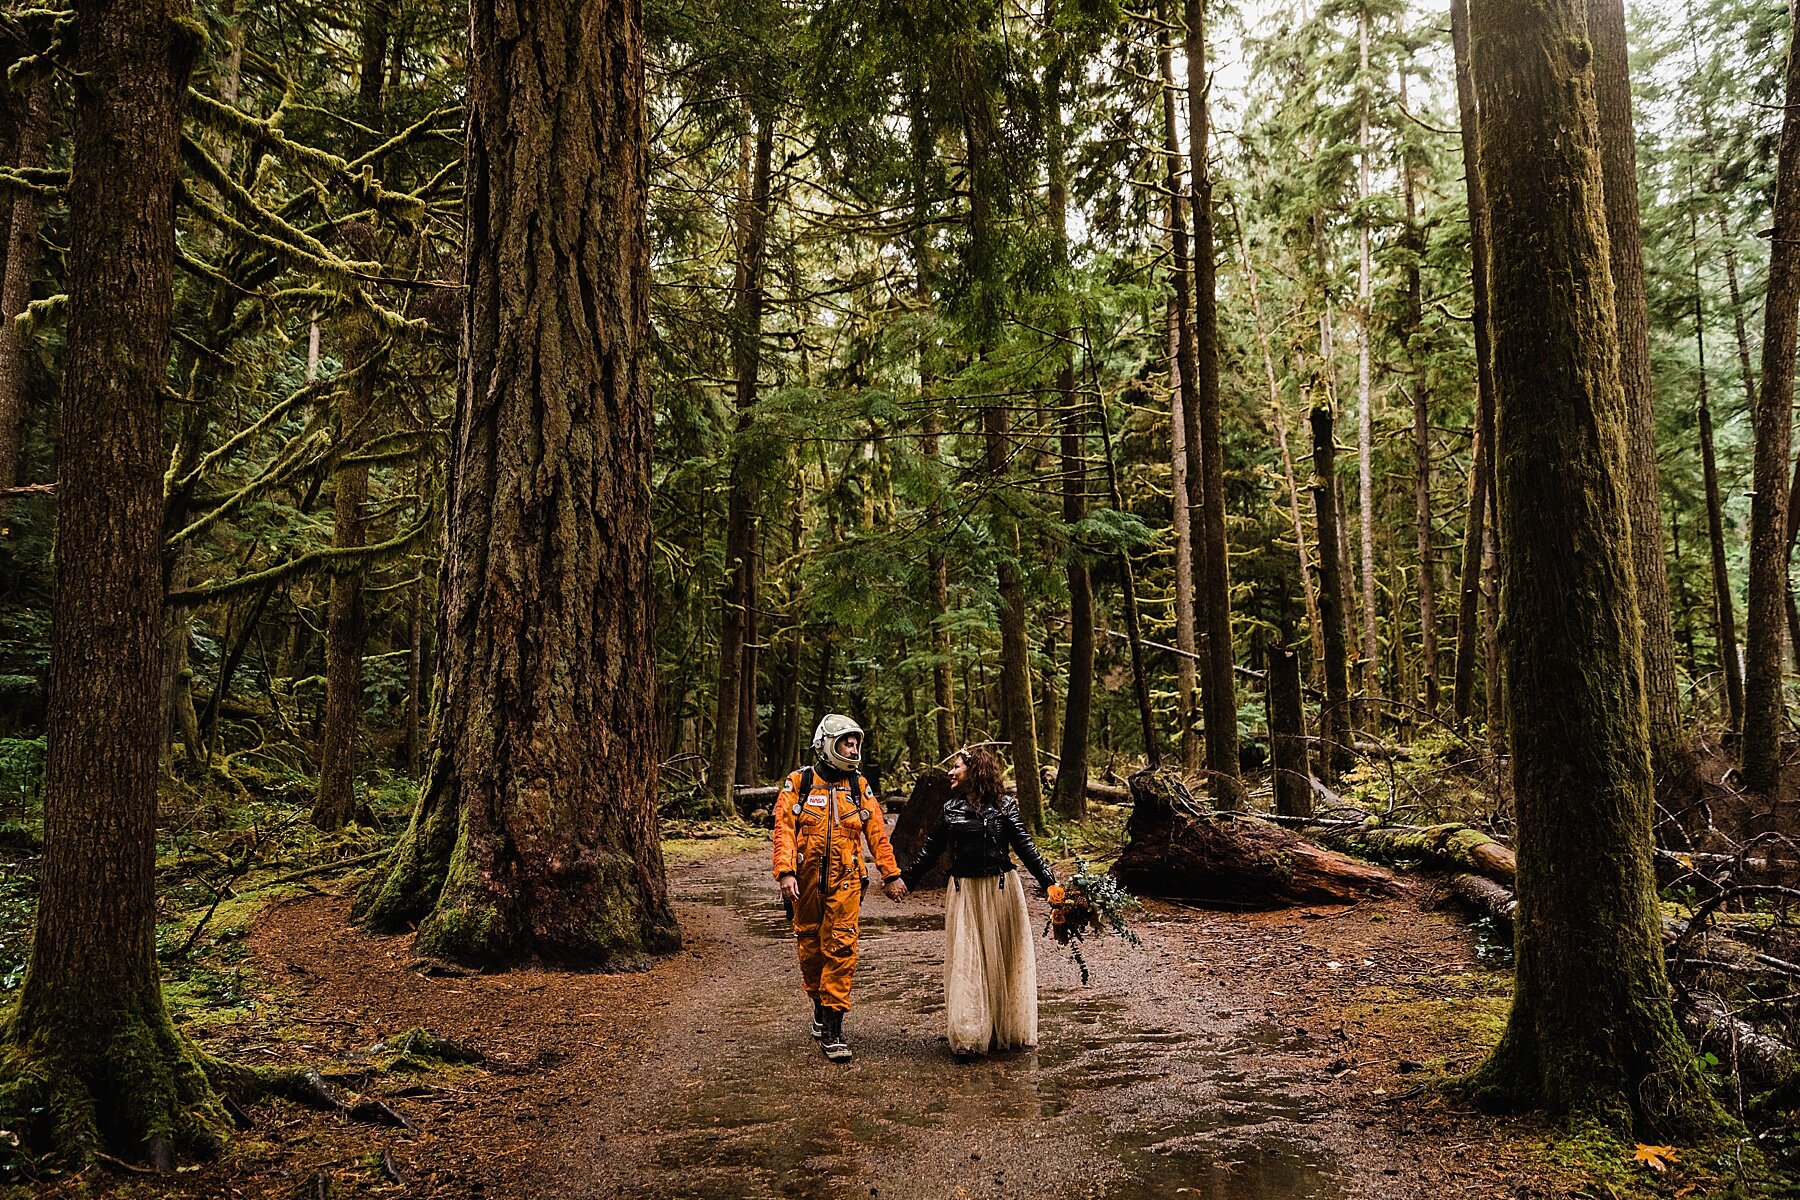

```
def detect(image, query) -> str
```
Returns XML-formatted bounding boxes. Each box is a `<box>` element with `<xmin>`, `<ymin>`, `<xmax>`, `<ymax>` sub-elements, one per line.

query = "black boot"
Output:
<box><xmin>821</xmin><ymin>1010</ymin><xmax>852</xmax><ymax>1062</ymax></box>
<box><xmin>810</xmin><ymin>999</ymin><xmax>826</xmax><ymax>1039</ymax></box>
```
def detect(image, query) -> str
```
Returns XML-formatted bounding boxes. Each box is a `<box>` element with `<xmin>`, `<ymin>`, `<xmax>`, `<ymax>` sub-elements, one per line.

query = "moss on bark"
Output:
<box><xmin>0</xmin><ymin>990</ymin><xmax>229</xmax><ymax>1164</ymax></box>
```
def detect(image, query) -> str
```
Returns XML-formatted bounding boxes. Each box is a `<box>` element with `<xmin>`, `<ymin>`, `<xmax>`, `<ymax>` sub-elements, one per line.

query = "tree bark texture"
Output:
<box><xmin>356</xmin><ymin>0</ymin><xmax>678</xmax><ymax>967</ymax></box>
<box><xmin>315</xmin><ymin>4</ymin><xmax>392</xmax><ymax>828</ymax></box>
<box><xmin>1588</xmin><ymin>0</ymin><xmax>1688</xmax><ymax>782</ymax></box>
<box><xmin>0</xmin><ymin>0</ymin><xmax>229</xmax><ymax>1162</ymax></box>
<box><xmin>1449</xmin><ymin>0</ymin><xmax>1495</xmax><ymax>730</ymax></box>
<box><xmin>1468</xmin><ymin>0</ymin><xmax>1717</xmax><ymax>1131</ymax></box>
<box><xmin>1399</xmin><ymin>66</ymin><xmax>1438</xmax><ymax>715</ymax></box>
<box><xmin>1741</xmin><ymin>9</ymin><xmax>1800</xmax><ymax>796</ymax></box>
<box><xmin>0</xmin><ymin>82</ymin><xmax>47</xmax><ymax>486</ymax></box>
<box><xmin>1267</xmin><ymin>644</ymin><xmax>1311</xmax><ymax>818</ymax></box>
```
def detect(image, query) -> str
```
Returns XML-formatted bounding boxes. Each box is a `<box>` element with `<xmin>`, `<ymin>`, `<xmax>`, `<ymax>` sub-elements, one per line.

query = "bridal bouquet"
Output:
<box><xmin>1044</xmin><ymin>867</ymin><xmax>1141</xmax><ymax>984</ymax></box>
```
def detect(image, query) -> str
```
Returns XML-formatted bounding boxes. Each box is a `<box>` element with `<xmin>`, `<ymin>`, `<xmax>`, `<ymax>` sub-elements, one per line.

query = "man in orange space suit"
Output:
<box><xmin>772</xmin><ymin>714</ymin><xmax>906</xmax><ymax>1062</ymax></box>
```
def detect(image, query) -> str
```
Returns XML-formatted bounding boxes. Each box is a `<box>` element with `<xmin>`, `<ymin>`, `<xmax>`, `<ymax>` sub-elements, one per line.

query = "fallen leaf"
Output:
<box><xmin>1632</xmin><ymin>1144</ymin><xmax>1679</xmax><ymax>1172</ymax></box>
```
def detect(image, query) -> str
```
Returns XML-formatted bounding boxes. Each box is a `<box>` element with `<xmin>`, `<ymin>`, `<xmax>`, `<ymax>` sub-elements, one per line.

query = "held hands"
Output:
<box><xmin>883</xmin><ymin>878</ymin><xmax>909</xmax><ymax>902</ymax></box>
<box><xmin>779</xmin><ymin>874</ymin><xmax>801</xmax><ymax>904</ymax></box>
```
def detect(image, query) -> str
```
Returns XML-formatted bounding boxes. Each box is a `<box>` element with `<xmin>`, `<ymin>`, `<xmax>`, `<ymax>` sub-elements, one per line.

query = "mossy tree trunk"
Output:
<box><xmin>355</xmin><ymin>0</ymin><xmax>679</xmax><ymax>967</ymax></box>
<box><xmin>1588</xmin><ymin>0</ymin><xmax>1689</xmax><ymax>787</ymax></box>
<box><xmin>1741</xmin><ymin>7</ymin><xmax>1800</xmax><ymax>796</ymax></box>
<box><xmin>0</xmin><ymin>80</ymin><xmax>46</xmax><ymax>487</ymax></box>
<box><xmin>0</xmin><ymin>0</ymin><xmax>229</xmax><ymax>1164</ymax></box>
<box><xmin>1466</xmin><ymin>0</ymin><xmax>1718</xmax><ymax>1133</ymax></box>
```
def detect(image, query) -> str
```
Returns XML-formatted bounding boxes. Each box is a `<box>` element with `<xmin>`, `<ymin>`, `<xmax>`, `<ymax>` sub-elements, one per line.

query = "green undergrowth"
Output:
<box><xmin>1531</xmin><ymin>1119</ymin><xmax>1781</xmax><ymax>1198</ymax></box>
<box><xmin>0</xmin><ymin>758</ymin><xmax>422</xmax><ymax>1029</ymax></box>
<box><xmin>1039</xmin><ymin>802</ymin><xmax>1132</xmax><ymax>873</ymax></box>
<box><xmin>1326</xmin><ymin>727</ymin><xmax>1507</xmax><ymax>830</ymax></box>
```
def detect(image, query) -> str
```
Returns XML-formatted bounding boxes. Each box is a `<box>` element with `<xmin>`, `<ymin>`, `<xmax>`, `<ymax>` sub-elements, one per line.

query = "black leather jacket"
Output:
<box><xmin>902</xmin><ymin>798</ymin><xmax>1057</xmax><ymax>891</ymax></box>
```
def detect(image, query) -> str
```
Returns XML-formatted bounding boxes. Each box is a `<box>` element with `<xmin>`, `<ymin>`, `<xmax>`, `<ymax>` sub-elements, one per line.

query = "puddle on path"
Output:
<box><xmin>606</xmin><ymin>859</ymin><xmax>1342</xmax><ymax>1199</ymax></box>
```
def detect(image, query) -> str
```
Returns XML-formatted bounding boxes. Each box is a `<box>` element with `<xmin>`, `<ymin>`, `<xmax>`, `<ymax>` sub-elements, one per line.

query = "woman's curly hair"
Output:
<box><xmin>955</xmin><ymin>746</ymin><xmax>1008</xmax><ymax>811</ymax></box>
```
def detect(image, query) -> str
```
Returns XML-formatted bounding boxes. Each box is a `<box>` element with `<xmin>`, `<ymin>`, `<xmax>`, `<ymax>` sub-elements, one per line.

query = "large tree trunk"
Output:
<box><xmin>1158</xmin><ymin>6</ymin><xmax>1202</xmax><ymax>773</ymax></box>
<box><xmin>0</xmin><ymin>0</ymin><xmax>229</xmax><ymax>1163</ymax></box>
<box><xmin>1741</xmin><ymin>12</ymin><xmax>1800</xmax><ymax>796</ymax></box>
<box><xmin>708</xmin><ymin>112</ymin><xmax>775</xmax><ymax>807</ymax></box>
<box><xmin>1589</xmin><ymin>0</ymin><xmax>1688</xmax><ymax>783</ymax></box>
<box><xmin>1185</xmin><ymin>0</ymin><xmax>1239</xmax><ymax>791</ymax></box>
<box><xmin>1466</xmin><ymin>0</ymin><xmax>1718</xmax><ymax>1131</ymax></box>
<box><xmin>355</xmin><ymin>0</ymin><xmax>678</xmax><ymax>966</ymax></box>
<box><xmin>1048</xmin><ymin>27</ymin><xmax>1093</xmax><ymax>819</ymax></box>
<box><xmin>1449</xmin><ymin>0</ymin><xmax>1495</xmax><ymax>730</ymax></box>
<box><xmin>0</xmin><ymin>82</ymin><xmax>45</xmax><ymax>487</ymax></box>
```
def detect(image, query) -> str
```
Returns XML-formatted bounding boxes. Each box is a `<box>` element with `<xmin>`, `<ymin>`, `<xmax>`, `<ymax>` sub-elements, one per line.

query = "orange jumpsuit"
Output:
<box><xmin>771</xmin><ymin>768</ymin><xmax>901</xmax><ymax>1012</ymax></box>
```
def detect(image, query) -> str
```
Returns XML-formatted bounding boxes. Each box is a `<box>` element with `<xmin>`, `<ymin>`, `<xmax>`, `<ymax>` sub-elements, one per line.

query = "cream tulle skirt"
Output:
<box><xmin>942</xmin><ymin>871</ymin><xmax>1038</xmax><ymax>1054</ymax></box>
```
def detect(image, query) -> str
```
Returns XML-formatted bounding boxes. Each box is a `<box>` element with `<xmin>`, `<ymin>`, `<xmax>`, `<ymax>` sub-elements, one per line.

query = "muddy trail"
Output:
<box><xmin>572</xmin><ymin>852</ymin><xmax>1344</xmax><ymax>1199</ymax></box>
<box><xmin>174</xmin><ymin>841</ymin><xmax>1589</xmax><ymax>1200</ymax></box>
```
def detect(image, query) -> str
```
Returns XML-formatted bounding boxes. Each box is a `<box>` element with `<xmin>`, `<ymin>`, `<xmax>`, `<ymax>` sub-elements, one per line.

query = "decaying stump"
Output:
<box><xmin>889</xmin><ymin>768</ymin><xmax>952</xmax><ymax>889</ymax></box>
<box><xmin>1110</xmin><ymin>770</ymin><xmax>1403</xmax><ymax>906</ymax></box>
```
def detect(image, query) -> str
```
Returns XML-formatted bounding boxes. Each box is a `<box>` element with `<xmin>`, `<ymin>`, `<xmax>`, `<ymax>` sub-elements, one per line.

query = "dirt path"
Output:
<box><xmin>187</xmin><ymin>841</ymin><xmax>1583</xmax><ymax>1200</ymax></box>
<box><xmin>556</xmin><ymin>849</ymin><xmax>1555</xmax><ymax>1200</ymax></box>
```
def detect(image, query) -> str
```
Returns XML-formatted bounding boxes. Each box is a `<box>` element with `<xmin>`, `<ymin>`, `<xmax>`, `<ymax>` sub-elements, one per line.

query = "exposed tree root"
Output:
<box><xmin>0</xmin><ymin>995</ymin><xmax>230</xmax><ymax>1168</ymax></box>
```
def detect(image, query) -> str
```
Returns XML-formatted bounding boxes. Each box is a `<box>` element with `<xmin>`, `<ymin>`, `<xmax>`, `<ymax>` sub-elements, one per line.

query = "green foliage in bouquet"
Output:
<box><xmin>1044</xmin><ymin>867</ymin><xmax>1142</xmax><ymax>985</ymax></box>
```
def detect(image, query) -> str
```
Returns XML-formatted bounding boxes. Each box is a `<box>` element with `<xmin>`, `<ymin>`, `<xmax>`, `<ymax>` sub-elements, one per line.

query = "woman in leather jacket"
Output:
<box><xmin>901</xmin><ymin>746</ymin><xmax>1059</xmax><ymax>1056</ymax></box>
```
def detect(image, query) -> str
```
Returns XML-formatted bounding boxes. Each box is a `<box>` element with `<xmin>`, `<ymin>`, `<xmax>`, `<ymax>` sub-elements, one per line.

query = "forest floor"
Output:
<box><xmin>10</xmin><ymin>831</ymin><xmax>1776</xmax><ymax>1199</ymax></box>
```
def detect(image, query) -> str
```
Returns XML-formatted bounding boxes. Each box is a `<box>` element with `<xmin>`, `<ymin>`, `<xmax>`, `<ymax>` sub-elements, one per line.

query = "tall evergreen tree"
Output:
<box><xmin>357</xmin><ymin>0</ymin><xmax>679</xmax><ymax>965</ymax></box>
<box><xmin>1467</xmin><ymin>0</ymin><xmax>1718</xmax><ymax>1131</ymax></box>
<box><xmin>0</xmin><ymin>0</ymin><xmax>231</xmax><ymax>1161</ymax></box>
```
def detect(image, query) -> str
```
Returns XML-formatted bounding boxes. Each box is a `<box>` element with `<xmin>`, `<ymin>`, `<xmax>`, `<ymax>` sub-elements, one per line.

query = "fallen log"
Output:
<box><xmin>1681</xmin><ymin>993</ymin><xmax>1796</xmax><ymax>1091</ymax></box>
<box><xmin>1446</xmin><ymin>872</ymin><xmax>1517</xmax><ymax>930</ymax></box>
<box><xmin>1318</xmin><ymin>822</ymin><xmax>1516</xmax><ymax>885</ymax></box>
<box><xmin>1110</xmin><ymin>769</ymin><xmax>1404</xmax><ymax>907</ymax></box>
